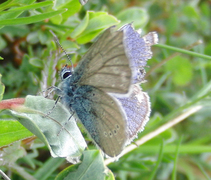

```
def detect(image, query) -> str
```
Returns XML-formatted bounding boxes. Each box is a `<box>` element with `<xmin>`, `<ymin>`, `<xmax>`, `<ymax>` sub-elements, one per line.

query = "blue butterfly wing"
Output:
<box><xmin>111</xmin><ymin>84</ymin><xmax>150</xmax><ymax>142</ymax></box>
<box><xmin>120</xmin><ymin>24</ymin><xmax>158</xmax><ymax>84</ymax></box>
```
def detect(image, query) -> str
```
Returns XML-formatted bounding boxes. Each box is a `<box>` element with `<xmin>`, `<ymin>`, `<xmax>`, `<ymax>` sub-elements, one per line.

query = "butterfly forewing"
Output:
<box><xmin>75</xmin><ymin>26</ymin><xmax>132</xmax><ymax>94</ymax></box>
<box><xmin>72</xmin><ymin>86</ymin><xmax>127</xmax><ymax>157</ymax></box>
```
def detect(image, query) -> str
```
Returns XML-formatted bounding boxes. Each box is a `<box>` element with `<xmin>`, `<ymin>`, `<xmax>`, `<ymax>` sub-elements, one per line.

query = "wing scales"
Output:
<box><xmin>73</xmin><ymin>86</ymin><xmax>127</xmax><ymax>157</ymax></box>
<box><xmin>111</xmin><ymin>84</ymin><xmax>150</xmax><ymax>142</ymax></box>
<box><xmin>75</xmin><ymin>27</ymin><xmax>132</xmax><ymax>94</ymax></box>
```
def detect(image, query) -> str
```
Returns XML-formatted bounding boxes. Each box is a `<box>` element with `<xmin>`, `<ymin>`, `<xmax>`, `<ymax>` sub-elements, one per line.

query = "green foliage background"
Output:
<box><xmin>0</xmin><ymin>0</ymin><xmax>211</xmax><ymax>180</ymax></box>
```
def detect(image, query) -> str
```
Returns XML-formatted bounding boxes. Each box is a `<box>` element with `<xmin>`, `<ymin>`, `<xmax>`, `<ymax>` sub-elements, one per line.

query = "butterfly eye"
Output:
<box><xmin>62</xmin><ymin>71</ymin><xmax>72</xmax><ymax>79</ymax></box>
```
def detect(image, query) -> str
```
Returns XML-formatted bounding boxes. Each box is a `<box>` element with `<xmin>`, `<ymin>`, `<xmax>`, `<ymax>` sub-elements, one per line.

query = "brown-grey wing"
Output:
<box><xmin>72</xmin><ymin>85</ymin><xmax>127</xmax><ymax>157</ymax></box>
<box><xmin>74</xmin><ymin>26</ymin><xmax>132</xmax><ymax>94</ymax></box>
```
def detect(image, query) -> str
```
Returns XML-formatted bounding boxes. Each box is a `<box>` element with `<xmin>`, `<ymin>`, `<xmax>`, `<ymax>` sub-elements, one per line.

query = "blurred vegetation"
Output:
<box><xmin>0</xmin><ymin>0</ymin><xmax>211</xmax><ymax>180</ymax></box>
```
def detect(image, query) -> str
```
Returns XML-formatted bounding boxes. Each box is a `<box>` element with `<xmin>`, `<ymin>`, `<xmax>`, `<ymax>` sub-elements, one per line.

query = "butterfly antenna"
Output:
<box><xmin>49</xmin><ymin>30</ymin><xmax>74</xmax><ymax>72</ymax></box>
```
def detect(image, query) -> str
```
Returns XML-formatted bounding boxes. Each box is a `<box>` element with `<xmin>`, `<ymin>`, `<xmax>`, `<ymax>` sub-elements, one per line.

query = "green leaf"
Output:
<box><xmin>10</xmin><ymin>95</ymin><xmax>87</xmax><ymax>158</ymax></box>
<box><xmin>156</xmin><ymin>44</ymin><xmax>211</xmax><ymax>60</ymax></box>
<box><xmin>76</xmin><ymin>11</ymin><xmax>119</xmax><ymax>44</ymax></box>
<box><xmin>166</xmin><ymin>13</ymin><xmax>178</xmax><ymax>35</ymax></box>
<box><xmin>38</xmin><ymin>30</ymin><xmax>51</xmax><ymax>45</ymax></box>
<box><xmin>56</xmin><ymin>150</ymin><xmax>107</xmax><ymax>180</ymax></box>
<box><xmin>183</xmin><ymin>5</ymin><xmax>199</xmax><ymax>19</ymax></box>
<box><xmin>144</xmin><ymin>129</ymin><xmax>177</xmax><ymax>146</ymax></box>
<box><xmin>116</xmin><ymin>7</ymin><xmax>149</xmax><ymax>28</ymax></box>
<box><xmin>27</xmin><ymin>31</ymin><xmax>39</xmax><ymax>44</ymax></box>
<box><xmin>50</xmin><ymin>14</ymin><xmax>63</xmax><ymax>25</ymax></box>
<box><xmin>0</xmin><ymin>0</ymin><xmax>36</xmax><ymax>11</ymax></box>
<box><xmin>60</xmin><ymin>0</ymin><xmax>81</xmax><ymax>22</ymax></box>
<box><xmin>105</xmin><ymin>170</ymin><xmax>115</xmax><ymax>180</ymax></box>
<box><xmin>0</xmin><ymin>0</ymin><xmax>36</xmax><ymax>29</ymax></box>
<box><xmin>34</xmin><ymin>157</ymin><xmax>65</xmax><ymax>180</ymax></box>
<box><xmin>51</xmin><ymin>0</ymin><xmax>81</xmax><ymax>25</ymax></box>
<box><xmin>0</xmin><ymin>74</ymin><xmax>5</xmax><ymax>101</ymax></box>
<box><xmin>71</xmin><ymin>11</ymin><xmax>89</xmax><ymax>38</ymax></box>
<box><xmin>0</xmin><ymin>141</ymin><xmax>26</xmax><ymax>166</ymax></box>
<box><xmin>149</xmin><ymin>141</ymin><xmax>164</xmax><ymax>180</ymax></box>
<box><xmin>135</xmin><ymin>144</ymin><xmax>211</xmax><ymax>154</ymax></box>
<box><xmin>0</xmin><ymin>36</ymin><xmax>7</xmax><ymax>51</ymax></box>
<box><xmin>0</xmin><ymin>119</ymin><xmax>33</xmax><ymax>147</ymax></box>
<box><xmin>29</xmin><ymin>57</ymin><xmax>43</xmax><ymax>68</ymax></box>
<box><xmin>0</xmin><ymin>9</ymin><xmax>67</xmax><ymax>26</ymax></box>
<box><xmin>165</xmin><ymin>56</ymin><xmax>193</xmax><ymax>86</ymax></box>
<box><xmin>0</xmin><ymin>1</ymin><xmax>53</xmax><ymax>15</ymax></box>
<box><xmin>61</xmin><ymin>40</ymin><xmax>80</xmax><ymax>52</ymax></box>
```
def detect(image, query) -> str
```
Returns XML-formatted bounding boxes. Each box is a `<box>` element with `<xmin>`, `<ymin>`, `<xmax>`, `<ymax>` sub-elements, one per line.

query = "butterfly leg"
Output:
<box><xmin>44</xmin><ymin>95</ymin><xmax>62</xmax><ymax>117</ymax></box>
<box><xmin>41</xmin><ymin>86</ymin><xmax>64</xmax><ymax>117</ymax></box>
<box><xmin>46</xmin><ymin>86</ymin><xmax>63</xmax><ymax>98</ymax></box>
<box><xmin>57</xmin><ymin>110</ymin><xmax>75</xmax><ymax>136</ymax></box>
<box><xmin>39</xmin><ymin>86</ymin><xmax>62</xmax><ymax>98</ymax></box>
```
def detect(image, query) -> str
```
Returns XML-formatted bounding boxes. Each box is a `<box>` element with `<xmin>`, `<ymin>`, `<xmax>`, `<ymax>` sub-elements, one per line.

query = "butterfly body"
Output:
<box><xmin>56</xmin><ymin>24</ymin><xmax>158</xmax><ymax>157</ymax></box>
<box><xmin>59</xmin><ymin>68</ymin><xmax>127</xmax><ymax>157</ymax></box>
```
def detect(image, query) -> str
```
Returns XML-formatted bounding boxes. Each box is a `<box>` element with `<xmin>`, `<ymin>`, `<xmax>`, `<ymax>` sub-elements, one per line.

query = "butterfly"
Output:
<box><xmin>55</xmin><ymin>24</ymin><xmax>158</xmax><ymax>157</ymax></box>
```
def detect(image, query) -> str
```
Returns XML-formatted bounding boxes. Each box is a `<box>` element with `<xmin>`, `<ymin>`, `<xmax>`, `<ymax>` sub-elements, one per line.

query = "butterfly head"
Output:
<box><xmin>60</xmin><ymin>65</ymin><xmax>73</xmax><ymax>81</ymax></box>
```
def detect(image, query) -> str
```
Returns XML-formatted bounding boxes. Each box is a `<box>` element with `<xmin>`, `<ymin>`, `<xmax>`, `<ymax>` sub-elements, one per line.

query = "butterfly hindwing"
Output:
<box><xmin>111</xmin><ymin>84</ymin><xmax>150</xmax><ymax>142</ymax></box>
<box><xmin>71</xmin><ymin>85</ymin><xmax>127</xmax><ymax>157</ymax></box>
